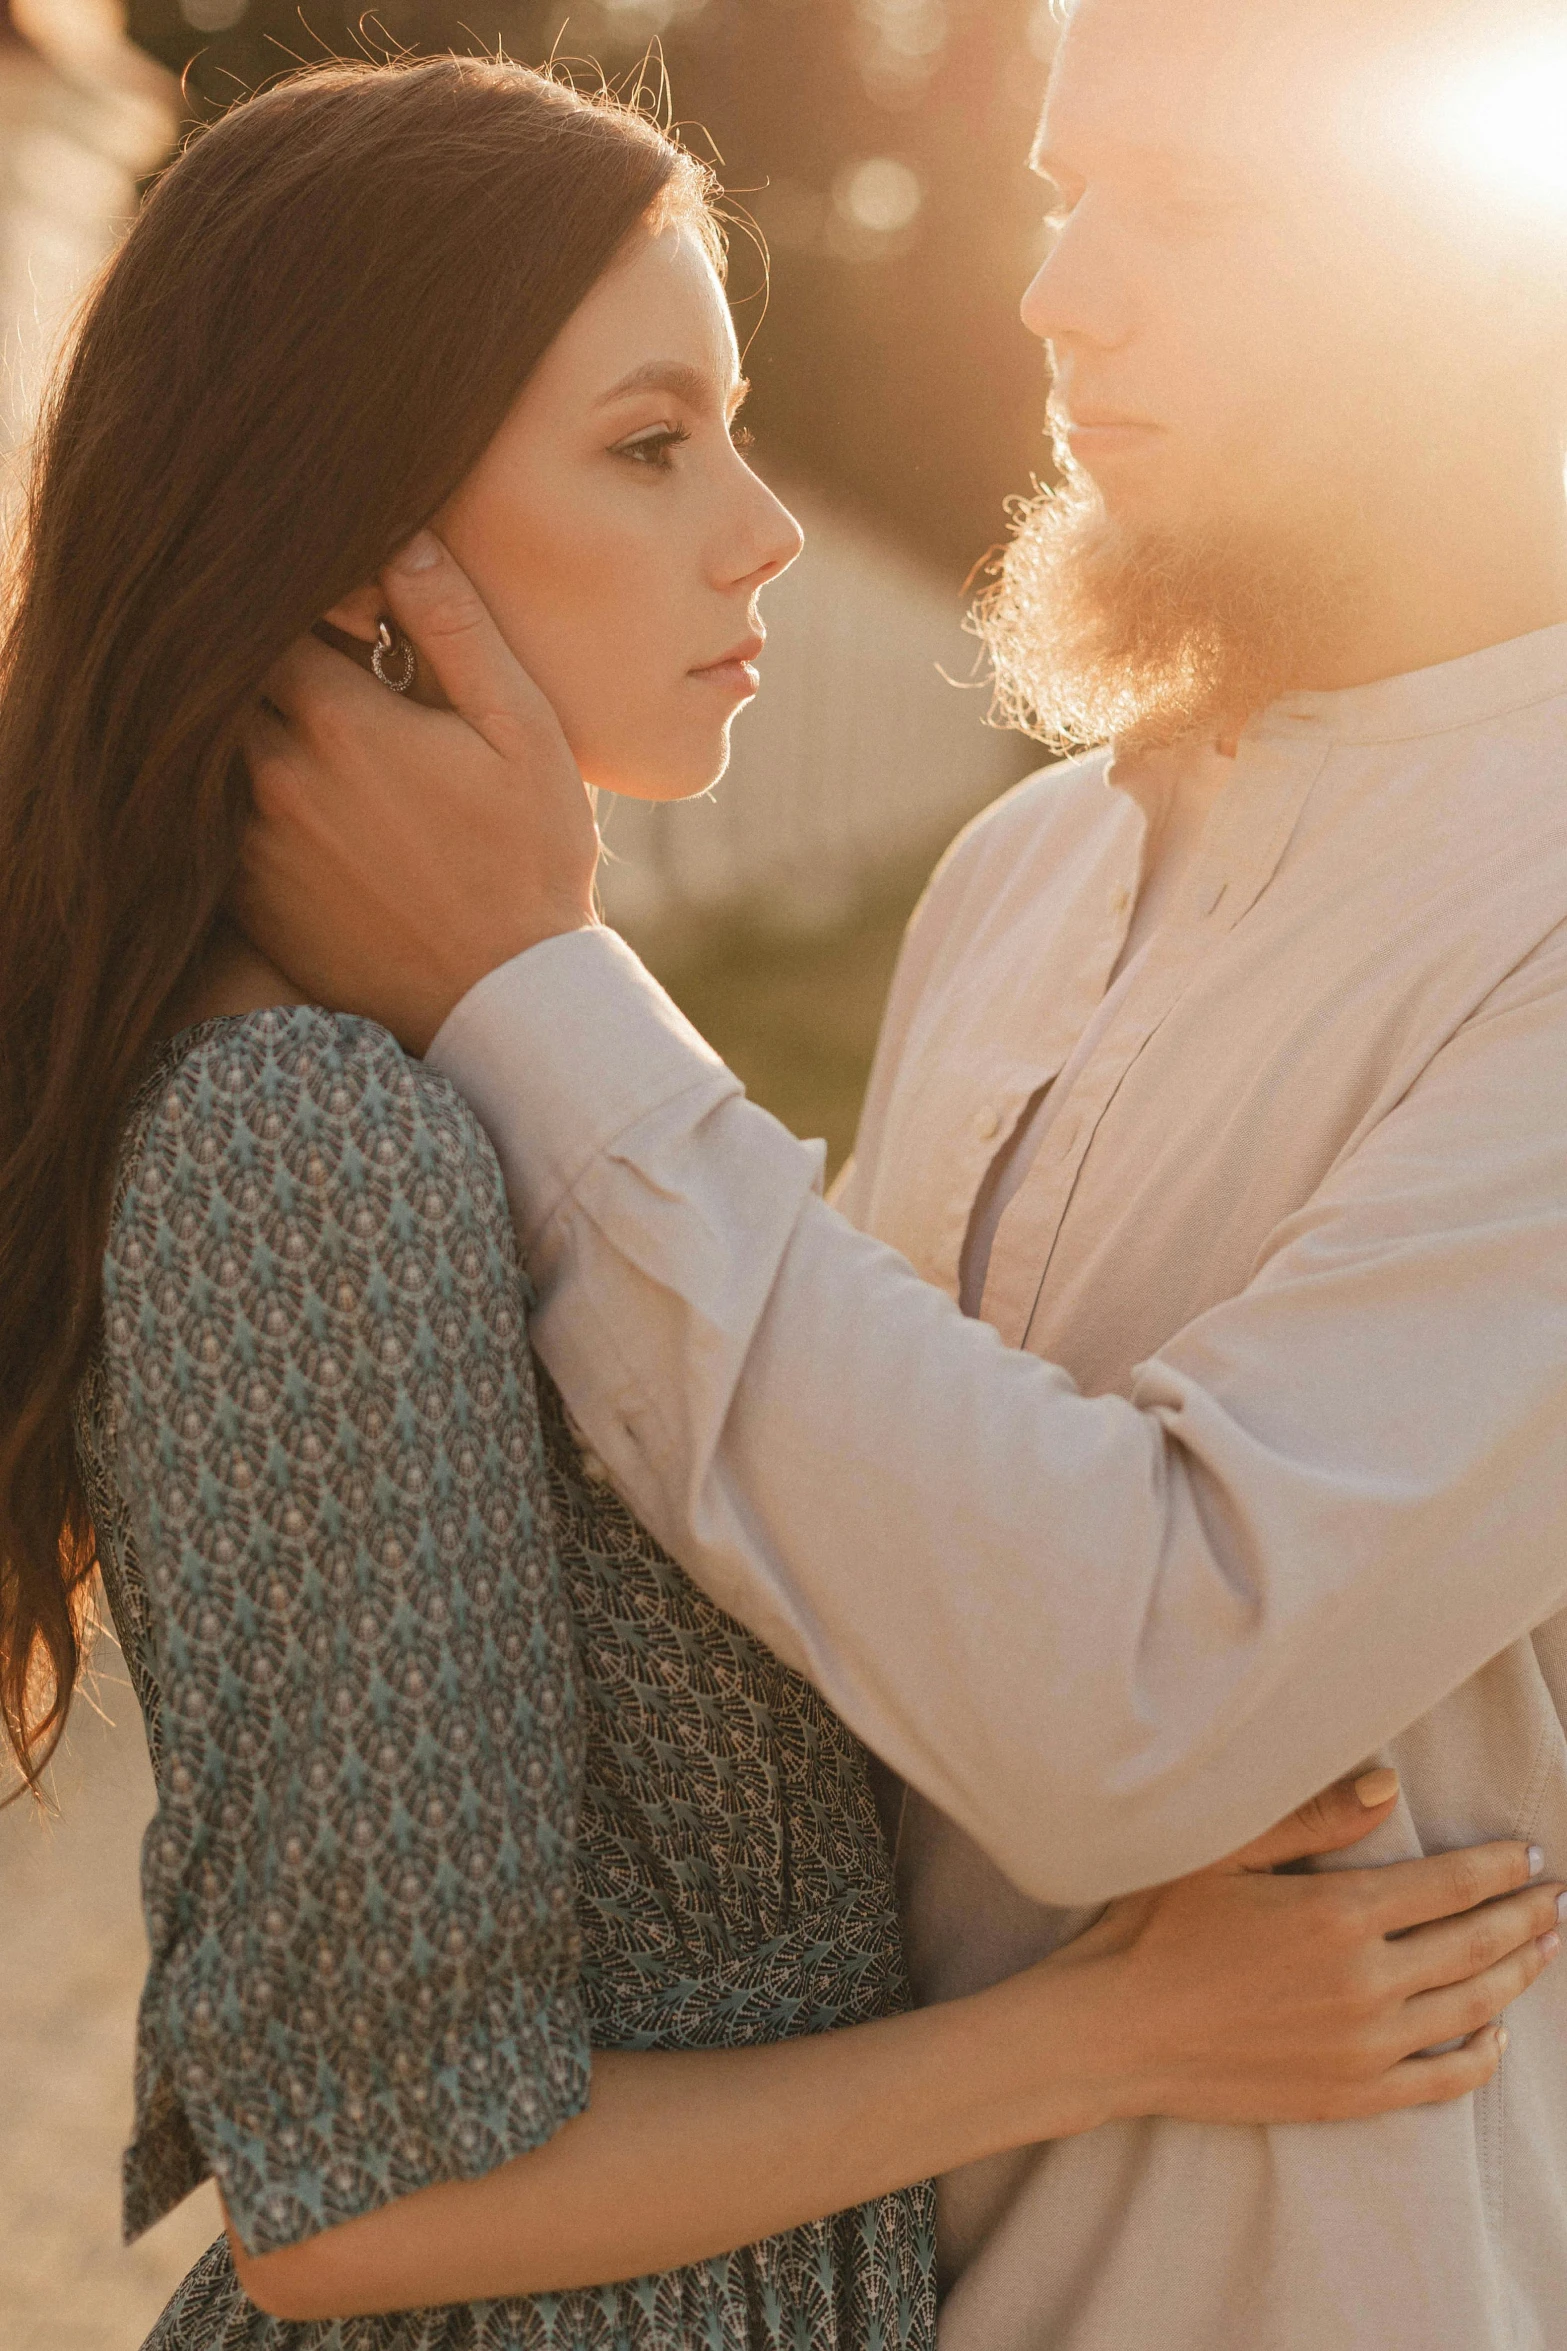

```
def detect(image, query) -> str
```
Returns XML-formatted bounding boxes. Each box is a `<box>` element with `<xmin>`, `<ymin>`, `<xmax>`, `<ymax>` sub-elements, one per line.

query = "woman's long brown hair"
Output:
<box><xmin>0</xmin><ymin>56</ymin><xmax>717</xmax><ymax>1793</ymax></box>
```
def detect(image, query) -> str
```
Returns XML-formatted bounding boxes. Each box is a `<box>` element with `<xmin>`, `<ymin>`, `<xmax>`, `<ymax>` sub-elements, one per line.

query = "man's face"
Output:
<box><xmin>1022</xmin><ymin>0</ymin><xmax>1559</xmax><ymax>552</ymax></box>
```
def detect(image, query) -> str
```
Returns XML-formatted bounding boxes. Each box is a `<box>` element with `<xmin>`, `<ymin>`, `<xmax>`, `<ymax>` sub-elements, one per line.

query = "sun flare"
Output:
<box><xmin>1425</xmin><ymin>30</ymin><xmax>1567</xmax><ymax>214</ymax></box>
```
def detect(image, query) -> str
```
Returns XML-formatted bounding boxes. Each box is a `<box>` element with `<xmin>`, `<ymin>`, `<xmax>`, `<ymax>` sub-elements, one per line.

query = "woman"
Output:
<box><xmin>0</xmin><ymin>57</ymin><xmax>1557</xmax><ymax>2351</ymax></box>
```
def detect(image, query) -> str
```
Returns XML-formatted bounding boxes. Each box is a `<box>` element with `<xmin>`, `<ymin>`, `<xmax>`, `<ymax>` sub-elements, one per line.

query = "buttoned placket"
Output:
<box><xmin>920</xmin><ymin>791</ymin><xmax>1148</xmax><ymax>1305</ymax></box>
<box><xmin>977</xmin><ymin>734</ymin><xmax>1332</xmax><ymax>1350</ymax></box>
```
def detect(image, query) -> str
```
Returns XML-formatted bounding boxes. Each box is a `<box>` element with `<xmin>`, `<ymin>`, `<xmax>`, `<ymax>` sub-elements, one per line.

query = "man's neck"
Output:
<box><xmin>1294</xmin><ymin>463</ymin><xmax>1567</xmax><ymax>695</ymax></box>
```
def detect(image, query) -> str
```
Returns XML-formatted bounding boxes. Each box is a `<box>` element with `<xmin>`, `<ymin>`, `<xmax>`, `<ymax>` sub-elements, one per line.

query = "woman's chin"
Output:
<box><xmin>585</xmin><ymin>736</ymin><xmax>738</xmax><ymax>805</ymax></box>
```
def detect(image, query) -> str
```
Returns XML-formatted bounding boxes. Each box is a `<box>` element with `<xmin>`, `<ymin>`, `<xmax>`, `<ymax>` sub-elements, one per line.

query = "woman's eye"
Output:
<box><xmin>615</xmin><ymin>425</ymin><xmax>690</xmax><ymax>471</ymax></box>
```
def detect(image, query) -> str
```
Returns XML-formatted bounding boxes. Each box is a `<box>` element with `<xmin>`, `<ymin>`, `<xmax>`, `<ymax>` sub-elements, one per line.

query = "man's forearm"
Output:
<box><xmin>519</xmin><ymin>1142</ymin><xmax>1353</xmax><ymax>1904</ymax></box>
<box><xmin>429</xmin><ymin>933</ymin><xmax>1567</xmax><ymax>1905</ymax></box>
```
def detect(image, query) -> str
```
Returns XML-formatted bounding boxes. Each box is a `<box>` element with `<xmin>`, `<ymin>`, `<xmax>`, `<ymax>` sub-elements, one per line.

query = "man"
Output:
<box><xmin>241</xmin><ymin>0</ymin><xmax>1567</xmax><ymax>2342</ymax></box>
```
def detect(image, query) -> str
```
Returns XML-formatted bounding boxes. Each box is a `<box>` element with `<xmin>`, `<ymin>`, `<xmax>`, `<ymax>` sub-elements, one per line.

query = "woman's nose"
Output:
<box><xmin>728</xmin><ymin>475</ymin><xmax>805</xmax><ymax>591</ymax></box>
<box><xmin>754</xmin><ymin>478</ymin><xmax>806</xmax><ymax>584</ymax></box>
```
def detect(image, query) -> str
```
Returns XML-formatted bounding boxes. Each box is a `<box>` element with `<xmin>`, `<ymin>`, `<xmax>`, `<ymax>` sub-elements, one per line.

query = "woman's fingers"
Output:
<box><xmin>1356</xmin><ymin>1838</ymin><xmax>1543</xmax><ymax>1935</ymax></box>
<box><xmin>1224</xmin><ymin>1767</ymin><xmax>1401</xmax><ymax>1873</ymax></box>
<box><xmin>1101</xmin><ymin>1821</ymin><xmax>1555</xmax><ymax>2129</ymax></box>
<box><xmin>1386</xmin><ymin>1880</ymin><xmax>1565</xmax><ymax>1998</ymax></box>
<box><xmin>1264</xmin><ymin>2027</ymin><xmax>1508</xmax><ymax>2124</ymax></box>
<box><xmin>1396</xmin><ymin>1932</ymin><xmax>1559</xmax><ymax>2054</ymax></box>
<box><xmin>1359</xmin><ymin>2027</ymin><xmax>1506</xmax><ymax>2116</ymax></box>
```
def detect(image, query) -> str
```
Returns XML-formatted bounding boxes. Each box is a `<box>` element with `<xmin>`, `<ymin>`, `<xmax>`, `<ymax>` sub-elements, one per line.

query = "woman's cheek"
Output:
<box><xmin>443</xmin><ymin>497</ymin><xmax>721</xmax><ymax>797</ymax></box>
<box><xmin>458</xmin><ymin>559</ymin><xmax>614</xmax><ymax>735</ymax></box>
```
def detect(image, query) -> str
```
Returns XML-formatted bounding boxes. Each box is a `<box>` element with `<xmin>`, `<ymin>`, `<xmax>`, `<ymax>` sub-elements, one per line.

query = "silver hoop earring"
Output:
<box><xmin>371</xmin><ymin>618</ymin><xmax>416</xmax><ymax>693</ymax></box>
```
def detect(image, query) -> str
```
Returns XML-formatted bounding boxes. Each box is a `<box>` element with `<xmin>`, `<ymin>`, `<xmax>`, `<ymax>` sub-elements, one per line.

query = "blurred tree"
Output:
<box><xmin>124</xmin><ymin>0</ymin><xmax>1060</xmax><ymax>584</ymax></box>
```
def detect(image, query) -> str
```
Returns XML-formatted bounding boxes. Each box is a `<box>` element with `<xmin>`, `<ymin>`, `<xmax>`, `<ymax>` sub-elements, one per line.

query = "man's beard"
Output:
<box><xmin>971</xmin><ymin>461</ymin><xmax>1357</xmax><ymax>755</ymax></box>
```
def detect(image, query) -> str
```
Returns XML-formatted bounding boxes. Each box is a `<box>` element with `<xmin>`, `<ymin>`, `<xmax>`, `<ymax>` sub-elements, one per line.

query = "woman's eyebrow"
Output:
<box><xmin>597</xmin><ymin>360</ymin><xmax>712</xmax><ymax>408</ymax></box>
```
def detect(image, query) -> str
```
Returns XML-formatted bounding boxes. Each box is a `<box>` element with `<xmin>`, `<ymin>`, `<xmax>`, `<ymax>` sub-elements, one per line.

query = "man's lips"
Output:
<box><xmin>1059</xmin><ymin>415</ymin><xmax>1162</xmax><ymax>460</ymax></box>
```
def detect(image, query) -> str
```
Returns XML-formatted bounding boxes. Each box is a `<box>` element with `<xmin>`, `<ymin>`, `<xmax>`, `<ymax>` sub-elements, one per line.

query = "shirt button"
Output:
<box><xmin>974</xmin><ymin>1106</ymin><xmax>1003</xmax><ymax>1143</ymax></box>
<box><xmin>1108</xmin><ymin>883</ymin><xmax>1132</xmax><ymax>916</ymax></box>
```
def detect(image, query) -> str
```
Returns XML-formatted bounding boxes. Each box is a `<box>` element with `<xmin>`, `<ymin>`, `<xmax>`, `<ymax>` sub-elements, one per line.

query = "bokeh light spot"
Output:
<box><xmin>598</xmin><ymin>0</ymin><xmax>710</xmax><ymax>34</ymax></box>
<box><xmin>834</xmin><ymin>157</ymin><xmax>924</xmax><ymax>237</ymax></box>
<box><xmin>179</xmin><ymin>0</ymin><xmax>246</xmax><ymax>27</ymax></box>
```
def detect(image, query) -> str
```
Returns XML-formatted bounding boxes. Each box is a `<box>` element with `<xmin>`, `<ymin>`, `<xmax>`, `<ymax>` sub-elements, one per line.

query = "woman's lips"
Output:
<box><xmin>690</xmin><ymin>641</ymin><xmax>764</xmax><ymax>699</ymax></box>
<box><xmin>692</xmin><ymin>659</ymin><xmax>761</xmax><ymax>697</ymax></box>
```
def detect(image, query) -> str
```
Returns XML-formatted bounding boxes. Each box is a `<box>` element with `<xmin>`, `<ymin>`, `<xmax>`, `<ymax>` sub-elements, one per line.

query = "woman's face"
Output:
<box><xmin>334</xmin><ymin>220</ymin><xmax>803</xmax><ymax>802</ymax></box>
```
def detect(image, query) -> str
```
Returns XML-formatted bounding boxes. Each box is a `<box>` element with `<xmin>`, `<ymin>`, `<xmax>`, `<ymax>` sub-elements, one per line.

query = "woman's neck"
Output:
<box><xmin>161</xmin><ymin>920</ymin><xmax>310</xmax><ymax>1040</ymax></box>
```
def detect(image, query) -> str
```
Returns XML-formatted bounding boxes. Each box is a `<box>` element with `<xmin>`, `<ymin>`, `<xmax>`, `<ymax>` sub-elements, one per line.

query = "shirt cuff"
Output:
<box><xmin>425</xmin><ymin>928</ymin><xmax>741</xmax><ymax>1247</ymax></box>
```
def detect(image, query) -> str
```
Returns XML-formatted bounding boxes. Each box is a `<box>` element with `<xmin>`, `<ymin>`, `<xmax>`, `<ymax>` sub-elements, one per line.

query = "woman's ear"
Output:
<box><xmin>321</xmin><ymin>582</ymin><xmax>384</xmax><ymax>642</ymax></box>
<box><xmin>312</xmin><ymin>583</ymin><xmax>448</xmax><ymax>714</ymax></box>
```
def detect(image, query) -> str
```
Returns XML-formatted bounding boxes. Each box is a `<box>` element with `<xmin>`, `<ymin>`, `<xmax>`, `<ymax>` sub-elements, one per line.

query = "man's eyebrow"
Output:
<box><xmin>1032</xmin><ymin>133</ymin><xmax>1250</xmax><ymax>201</ymax></box>
<box><xmin>595</xmin><ymin>360</ymin><xmax>749</xmax><ymax>413</ymax></box>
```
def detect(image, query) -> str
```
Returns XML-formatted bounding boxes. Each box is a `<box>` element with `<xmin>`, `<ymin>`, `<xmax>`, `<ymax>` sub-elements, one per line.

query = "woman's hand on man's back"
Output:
<box><xmin>1049</xmin><ymin>1769</ymin><xmax>1564</xmax><ymax>2128</ymax></box>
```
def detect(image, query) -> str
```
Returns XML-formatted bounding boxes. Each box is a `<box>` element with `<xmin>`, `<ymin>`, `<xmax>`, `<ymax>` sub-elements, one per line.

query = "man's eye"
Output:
<box><xmin>615</xmin><ymin>425</ymin><xmax>690</xmax><ymax>470</ymax></box>
<box><xmin>1153</xmin><ymin>190</ymin><xmax>1246</xmax><ymax>231</ymax></box>
<box><xmin>1038</xmin><ymin>173</ymin><xmax>1081</xmax><ymax>233</ymax></box>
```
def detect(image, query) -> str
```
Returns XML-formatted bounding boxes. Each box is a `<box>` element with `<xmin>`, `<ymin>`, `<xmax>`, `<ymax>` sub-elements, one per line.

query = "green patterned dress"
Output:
<box><xmin>75</xmin><ymin>1006</ymin><xmax>936</xmax><ymax>2351</ymax></box>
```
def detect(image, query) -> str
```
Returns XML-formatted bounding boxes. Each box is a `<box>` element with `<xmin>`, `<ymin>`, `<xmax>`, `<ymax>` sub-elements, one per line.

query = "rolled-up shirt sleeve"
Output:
<box><xmin>429</xmin><ymin>927</ymin><xmax>1567</xmax><ymax>1906</ymax></box>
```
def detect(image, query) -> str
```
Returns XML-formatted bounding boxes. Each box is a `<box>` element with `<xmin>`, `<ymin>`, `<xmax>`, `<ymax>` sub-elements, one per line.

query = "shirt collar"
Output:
<box><xmin>1246</xmin><ymin>620</ymin><xmax>1567</xmax><ymax>748</ymax></box>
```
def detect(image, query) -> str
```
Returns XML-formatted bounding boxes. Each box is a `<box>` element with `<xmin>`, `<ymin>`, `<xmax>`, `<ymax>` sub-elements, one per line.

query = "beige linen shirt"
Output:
<box><xmin>429</xmin><ymin>623</ymin><xmax>1567</xmax><ymax>2351</ymax></box>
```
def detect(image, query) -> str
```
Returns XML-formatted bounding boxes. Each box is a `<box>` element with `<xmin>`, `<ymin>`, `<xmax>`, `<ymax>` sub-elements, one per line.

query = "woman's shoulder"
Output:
<box><xmin>142</xmin><ymin>1001</ymin><xmax>484</xmax><ymax>1146</ymax></box>
<box><xmin>107</xmin><ymin>1005</ymin><xmax>529</xmax><ymax>1339</ymax></box>
<box><xmin>119</xmin><ymin>1003</ymin><xmax>511</xmax><ymax>1240</ymax></box>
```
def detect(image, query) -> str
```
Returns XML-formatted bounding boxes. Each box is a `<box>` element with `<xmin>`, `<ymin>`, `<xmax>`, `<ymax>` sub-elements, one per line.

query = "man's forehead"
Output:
<box><xmin>1036</xmin><ymin>0</ymin><xmax>1560</xmax><ymax>195</ymax></box>
<box><xmin>1038</xmin><ymin>0</ymin><xmax>1372</xmax><ymax>178</ymax></box>
<box><xmin>1052</xmin><ymin>0</ymin><xmax>1492</xmax><ymax>54</ymax></box>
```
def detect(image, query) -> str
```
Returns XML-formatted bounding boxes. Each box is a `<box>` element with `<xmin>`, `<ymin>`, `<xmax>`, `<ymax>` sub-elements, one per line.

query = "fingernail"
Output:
<box><xmin>1556</xmin><ymin>1890</ymin><xmax>1567</xmax><ymax>1922</ymax></box>
<box><xmin>1497</xmin><ymin>2026</ymin><xmax>1510</xmax><ymax>2053</ymax></box>
<box><xmin>1542</xmin><ymin>1931</ymin><xmax>1562</xmax><ymax>1960</ymax></box>
<box><xmin>1530</xmin><ymin>1845</ymin><xmax>1546</xmax><ymax>1877</ymax></box>
<box><xmin>389</xmin><ymin>530</ymin><xmax>441</xmax><ymax>574</ymax></box>
<box><xmin>1354</xmin><ymin>1767</ymin><xmax>1400</xmax><ymax>1809</ymax></box>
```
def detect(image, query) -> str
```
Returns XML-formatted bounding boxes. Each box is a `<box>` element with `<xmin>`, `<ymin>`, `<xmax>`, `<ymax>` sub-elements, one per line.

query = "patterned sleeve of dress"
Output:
<box><xmin>101</xmin><ymin>1006</ymin><xmax>589</xmax><ymax>2256</ymax></box>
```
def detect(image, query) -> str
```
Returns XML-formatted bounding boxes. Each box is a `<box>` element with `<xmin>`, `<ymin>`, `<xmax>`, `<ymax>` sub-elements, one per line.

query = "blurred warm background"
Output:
<box><xmin>0</xmin><ymin>4</ymin><xmax>1061</xmax><ymax>2342</ymax></box>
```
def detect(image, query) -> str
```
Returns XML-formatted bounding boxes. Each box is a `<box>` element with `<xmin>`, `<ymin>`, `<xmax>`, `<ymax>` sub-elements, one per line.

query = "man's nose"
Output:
<box><xmin>1020</xmin><ymin>199</ymin><xmax>1132</xmax><ymax>353</ymax></box>
<box><xmin>1020</xmin><ymin>253</ymin><xmax>1058</xmax><ymax>342</ymax></box>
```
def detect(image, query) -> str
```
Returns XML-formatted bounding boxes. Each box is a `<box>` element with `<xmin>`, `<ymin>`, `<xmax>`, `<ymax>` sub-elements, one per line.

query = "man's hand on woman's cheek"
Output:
<box><xmin>234</xmin><ymin>530</ymin><xmax>600</xmax><ymax>1055</ymax></box>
